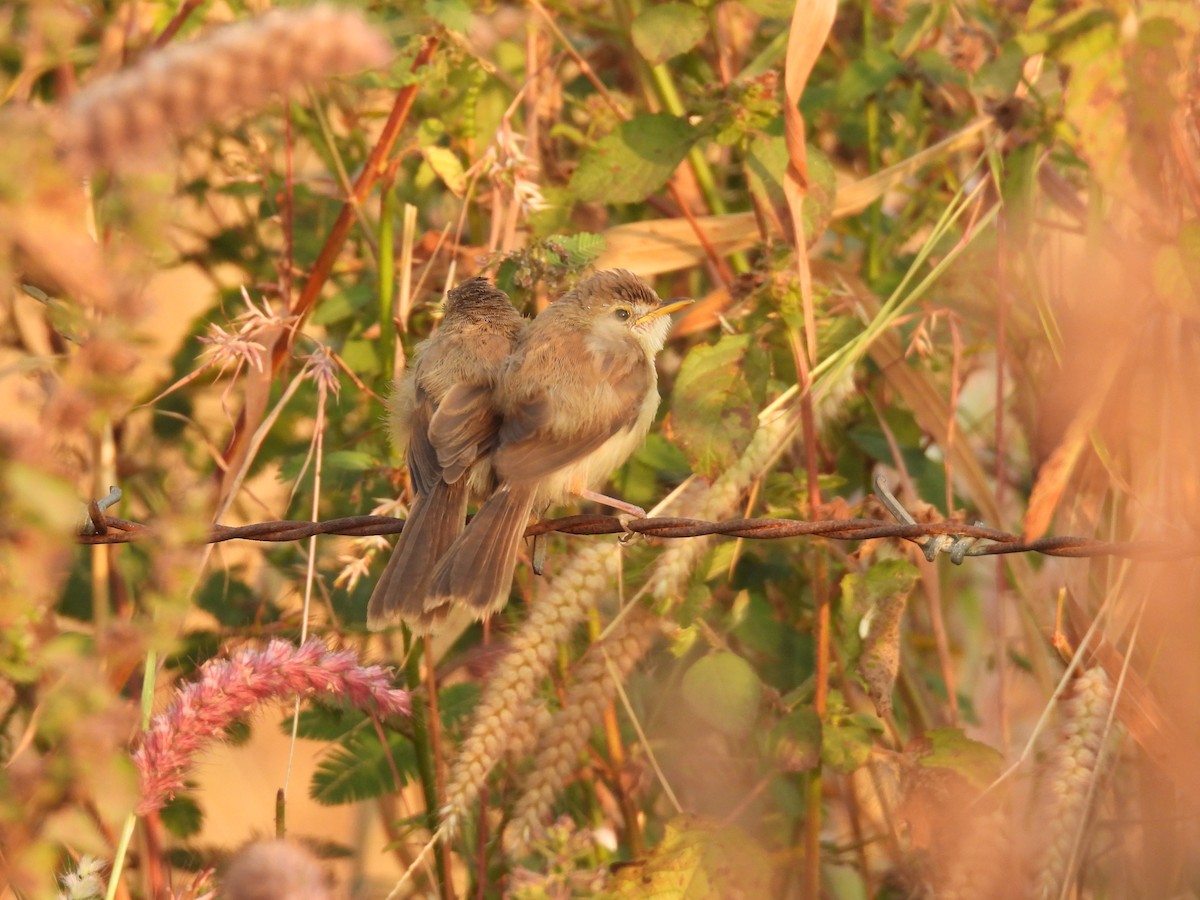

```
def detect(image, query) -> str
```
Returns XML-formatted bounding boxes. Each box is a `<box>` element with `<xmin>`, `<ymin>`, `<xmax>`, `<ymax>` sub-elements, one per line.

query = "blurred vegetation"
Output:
<box><xmin>1</xmin><ymin>0</ymin><xmax>1199</xmax><ymax>897</ymax></box>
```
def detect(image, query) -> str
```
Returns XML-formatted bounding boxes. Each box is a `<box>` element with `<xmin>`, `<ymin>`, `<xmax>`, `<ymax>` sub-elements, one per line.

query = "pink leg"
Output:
<box><xmin>577</xmin><ymin>489</ymin><xmax>646</xmax><ymax>518</ymax></box>
<box><xmin>531</xmin><ymin>532</ymin><xmax>546</xmax><ymax>576</ymax></box>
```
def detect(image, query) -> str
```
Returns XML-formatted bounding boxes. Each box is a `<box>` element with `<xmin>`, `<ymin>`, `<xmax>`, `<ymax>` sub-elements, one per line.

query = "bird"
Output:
<box><xmin>421</xmin><ymin>268</ymin><xmax>691</xmax><ymax>621</ymax></box>
<box><xmin>366</xmin><ymin>276</ymin><xmax>525</xmax><ymax>632</ymax></box>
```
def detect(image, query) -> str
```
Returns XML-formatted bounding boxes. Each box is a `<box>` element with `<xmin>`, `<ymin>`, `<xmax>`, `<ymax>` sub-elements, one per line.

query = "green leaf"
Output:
<box><xmin>768</xmin><ymin>707</ymin><xmax>822</xmax><ymax>773</ymax></box>
<box><xmin>917</xmin><ymin>728</ymin><xmax>1004</xmax><ymax>790</ymax></box>
<box><xmin>860</xmin><ymin>558</ymin><xmax>921</xmax><ymax>604</ymax></box>
<box><xmin>821</xmin><ymin>693</ymin><xmax>883</xmax><ymax>773</ymax></box>
<box><xmin>892</xmin><ymin>3</ymin><xmax>939</xmax><ymax>58</ymax></box>
<box><xmin>323</xmin><ymin>450</ymin><xmax>377</xmax><ymax>472</ymax></box>
<box><xmin>424</xmin><ymin>0</ymin><xmax>471</xmax><ymax>33</ymax></box>
<box><xmin>974</xmin><ymin>39</ymin><xmax>1027</xmax><ymax>98</ymax></box>
<box><xmin>739</xmin><ymin>0</ymin><xmax>794</xmax><ymax>17</ymax></box>
<box><xmin>569</xmin><ymin>113</ymin><xmax>699</xmax><ymax>204</ymax></box>
<box><xmin>340</xmin><ymin>339</ymin><xmax>380</xmax><ymax>378</ymax></box>
<box><xmin>631</xmin><ymin>4</ymin><xmax>708</xmax><ymax>64</ymax></box>
<box><xmin>159</xmin><ymin>794</ymin><xmax>203</xmax><ymax>839</ymax></box>
<box><xmin>310</xmin><ymin>282</ymin><xmax>373</xmax><ymax>326</ymax></box>
<box><xmin>608</xmin><ymin>816</ymin><xmax>772</xmax><ymax>897</ymax></box>
<box><xmin>289</xmin><ymin>704</ymin><xmax>371</xmax><ymax>741</ymax></box>
<box><xmin>834</xmin><ymin>48</ymin><xmax>905</xmax><ymax>108</ymax></box>
<box><xmin>669</xmin><ymin>334</ymin><xmax>760</xmax><ymax>478</ymax></box>
<box><xmin>822</xmin><ymin>714</ymin><xmax>877</xmax><ymax>773</ymax></box>
<box><xmin>310</xmin><ymin>728</ymin><xmax>418</xmax><ymax>805</ymax></box>
<box><xmin>422</xmin><ymin>145</ymin><xmax>466</xmax><ymax>196</ymax></box>
<box><xmin>436</xmin><ymin>682</ymin><xmax>481</xmax><ymax>728</ymax></box>
<box><xmin>1058</xmin><ymin>15</ymin><xmax>1127</xmax><ymax>193</ymax></box>
<box><xmin>547</xmin><ymin>232</ymin><xmax>607</xmax><ymax>267</ymax></box>
<box><xmin>745</xmin><ymin>129</ymin><xmax>837</xmax><ymax>241</ymax></box>
<box><xmin>196</xmin><ymin>573</ymin><xmax>278</xmax><ymax>628</ymax></box>
<box><xmin>681</xmin><ymin>651</ymin><xmax>762</xmax><ymax>737</ymax></box>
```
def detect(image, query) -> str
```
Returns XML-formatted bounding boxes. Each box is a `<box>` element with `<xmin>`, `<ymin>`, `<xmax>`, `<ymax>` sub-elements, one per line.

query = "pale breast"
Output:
<box><xmin>533</xmin><ymin>372</ymin><xmax>660</xmax><ymax>506</ymax></box>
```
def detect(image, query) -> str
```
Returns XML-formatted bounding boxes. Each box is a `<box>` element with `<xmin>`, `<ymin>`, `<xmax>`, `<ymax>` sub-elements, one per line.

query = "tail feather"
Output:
<box><xmin>425</xmin><ymin>484</ymin><xmax>536</xmax><ymax>620</ymax></box>
<box><xmin>366</xmin><ymin>478</ymin><xmax>468</xmax><ymax>632</ymax></box>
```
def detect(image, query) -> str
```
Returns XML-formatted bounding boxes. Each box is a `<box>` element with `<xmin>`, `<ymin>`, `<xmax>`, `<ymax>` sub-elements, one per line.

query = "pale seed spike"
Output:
<box><xmin>505</xmin><ymin>606</ymin><xmax>657</xmax><ymax>855</ymax></box>
<box><xmin>1031</xmin><ymin>666</ymin><xmax>1117</xmax><ymax>900</ymax></box>
<box><xmin>440</xmin><ymin>542</ymin><xmax>617</xmax><ymax>837</ymax></box>
<box><xmin>57</xmin><ymin>6</ymin><xmax>391</xmax><ymax>173</ymax></box>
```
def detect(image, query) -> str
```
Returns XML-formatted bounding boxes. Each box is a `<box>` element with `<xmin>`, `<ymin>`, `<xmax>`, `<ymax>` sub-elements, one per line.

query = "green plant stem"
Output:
<box><xmin>647</xmin><ymin>63</ymin><xmax>726</xmax><ymax>218</ymax></box>
<box><xmin>804</xmin><ymin>769</ymin><xmax>823</xmax><ymax>899</ymax></box>
<box><xmin>612</xmin><ymin>0</ymin><xmax>749</xmax><ymax>273</ymax></box>
<box><xmin>404</xmin><ymin>644</ymin><xmax>453</xmax><ymax>899</ymax></box>
<box><xmin>105</xmin><ymin>649</ymin><xmax>158</xmax><ymax>900</ymax></box>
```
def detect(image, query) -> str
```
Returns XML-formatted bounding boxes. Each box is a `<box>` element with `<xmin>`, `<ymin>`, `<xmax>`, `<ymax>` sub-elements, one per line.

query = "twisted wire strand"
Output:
<box><xmin>76</xmin><ymin>512</ymin><xmax>1197</xmax><ymax>561</ymax></box>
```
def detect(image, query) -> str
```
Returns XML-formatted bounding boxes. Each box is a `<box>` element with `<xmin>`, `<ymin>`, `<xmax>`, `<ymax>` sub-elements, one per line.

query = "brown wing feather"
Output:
<box><xmin>404</xmin><ymin>388</ymin><xmax>441</xmax><ymax>496</ymax></box>
<box><xmin>493</xmin><ymin>332</ymin><xmax>650</xmax><ymax>484</ymax></box>
<box><xmin>366</xmin><ymin>476</ymin><xmax>469</xmax><ymax>629</ymax></box>
<box><xmin>428</xmin><ymin>382</ymin><xmax>502</xmax><ymax>484</ymax></box>
<box><xmin>424</xmin><ymin>483</ymin><xmax>537</xmax><ymax>617</ymax></box>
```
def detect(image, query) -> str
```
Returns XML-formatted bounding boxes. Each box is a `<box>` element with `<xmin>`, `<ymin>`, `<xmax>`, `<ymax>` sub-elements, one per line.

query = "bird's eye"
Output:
<box><xmin>614</xmin><ymin>307</ymin><xmax>632</xmax><ymax>321</ymax></box>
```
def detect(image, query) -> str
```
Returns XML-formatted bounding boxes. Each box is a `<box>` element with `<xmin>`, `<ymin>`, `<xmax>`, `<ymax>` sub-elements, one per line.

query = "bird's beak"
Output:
<box><xmin>635</xmin><ymin>297</ymin><xmax>693</xmax><ymax>326</ymax></box>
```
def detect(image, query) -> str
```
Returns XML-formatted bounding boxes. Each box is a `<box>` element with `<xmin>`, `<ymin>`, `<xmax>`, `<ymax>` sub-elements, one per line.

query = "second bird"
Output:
<box><xmin>366</xmin><ymin>277</ymin><xmax>524</xmax><ymax>632</ymax></box>
<box><xmin>422</xmin><ymin>268</ymin><xmax>691</xmax><ymax>620</ymax></box>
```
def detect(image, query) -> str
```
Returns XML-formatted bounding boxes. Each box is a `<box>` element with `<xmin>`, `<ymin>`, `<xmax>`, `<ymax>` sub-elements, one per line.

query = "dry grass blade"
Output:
<box><xmin>782</xmin><ymin>0</ymin><xmax>837</xmax><ymax>363</ymax></box>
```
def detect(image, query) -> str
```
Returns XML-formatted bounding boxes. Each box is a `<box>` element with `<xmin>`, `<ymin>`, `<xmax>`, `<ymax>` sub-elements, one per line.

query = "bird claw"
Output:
<box><xmin>616</xmin><ymin>513</ymin><xmax>642</xmax><ymax>544</ymax></box>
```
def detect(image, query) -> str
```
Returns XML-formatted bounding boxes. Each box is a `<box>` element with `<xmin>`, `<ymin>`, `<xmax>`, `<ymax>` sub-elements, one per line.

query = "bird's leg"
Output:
<box><xmin>577</xmin><ymin>489</ymin><xmax>646</xmax><ymax>518</ymax></box>
<box><xmin>531</xmin><ymin>533</ymin><xmax>547</xmax><ymax>576</ymax></box>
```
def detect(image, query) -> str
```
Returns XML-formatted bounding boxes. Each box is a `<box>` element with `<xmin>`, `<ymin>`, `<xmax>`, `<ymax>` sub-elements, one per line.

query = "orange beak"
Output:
<box><xmin>635</xmin><ymin>297</ymin><xmax>693</xmax><ymax>326</ymax></box>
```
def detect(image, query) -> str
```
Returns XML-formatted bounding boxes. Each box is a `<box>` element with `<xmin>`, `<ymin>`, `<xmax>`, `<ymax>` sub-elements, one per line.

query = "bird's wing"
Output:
<box><xmin>405</xmin><ymin>386</ymin><xmax>442</xmax><ymax>495</ymax></box>
<box><xmin>428</xmin><ymin>382</ymin><xmax>502</xmax><ymax>484</ymax></box>
<box><xmin>493</xmin><ymin>333</ymin><xmax>650</xmax><ymax>483</ymax></box>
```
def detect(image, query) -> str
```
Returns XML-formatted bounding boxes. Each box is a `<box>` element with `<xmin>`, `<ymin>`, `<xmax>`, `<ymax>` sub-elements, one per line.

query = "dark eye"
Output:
<box><xmin>614</xmin><ymin>307</ymin><xmax>631</xmax><ymax>321</ymax></box>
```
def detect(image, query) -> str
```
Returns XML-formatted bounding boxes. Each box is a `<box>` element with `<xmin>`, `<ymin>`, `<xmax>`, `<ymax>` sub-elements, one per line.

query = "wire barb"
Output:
<box><xmin>81</xmin><ymin>486</ymin><xmax>123</xmax><ymax>536</ymax></box>
<box><xmin>873</xmin><ymin>474</ymin><xmax>986</xmax><ymax>564</ymax></box>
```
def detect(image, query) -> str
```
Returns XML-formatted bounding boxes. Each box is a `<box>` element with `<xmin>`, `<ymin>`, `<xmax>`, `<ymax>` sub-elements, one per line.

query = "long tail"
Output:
<box><xmin>425</xmin><ymin>484</ymin><xmax>536</xmax><ymax>620</ymax></box>
<box><xmin>366</xmin><ymin>478</ymin><xmax>469</xmax><ymax>632</ymax></box>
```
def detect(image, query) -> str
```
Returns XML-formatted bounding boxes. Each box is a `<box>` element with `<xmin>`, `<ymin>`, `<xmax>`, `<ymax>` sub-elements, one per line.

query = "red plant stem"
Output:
<box><xmin>220</xmin><ymin>37</ymin><xmax>437</xmax><ymax>475</ymax></box>
<box><xmin>153</xmin><ymin>0</ymin><xmax>204</xmax><ymax>49</ymax></box>
<box><xmin>288</xmin><ymin>36</ymin><xmax>439</xmax><ymax>332</ymax></box>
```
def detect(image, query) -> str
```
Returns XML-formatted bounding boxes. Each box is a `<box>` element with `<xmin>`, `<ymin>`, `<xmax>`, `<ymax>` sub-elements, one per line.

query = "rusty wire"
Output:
<box><xmin>75</xmin><ymin>509</ymin><xmax>1198</xmax><ymax>562</ymax></box>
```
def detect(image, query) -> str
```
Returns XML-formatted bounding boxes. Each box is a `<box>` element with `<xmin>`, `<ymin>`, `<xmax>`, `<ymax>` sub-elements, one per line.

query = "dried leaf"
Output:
<box><xmin>608</xmin><ymin>817</ymin><xmax>772</xmax><ymax>898</ymax></box>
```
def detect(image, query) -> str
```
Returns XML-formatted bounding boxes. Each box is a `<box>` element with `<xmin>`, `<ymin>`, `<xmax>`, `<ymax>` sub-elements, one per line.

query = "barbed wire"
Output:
<box><xmin>76</xmin><ymin>498</ymin><xmax>1198</xmax><ymax>563</ymax></box>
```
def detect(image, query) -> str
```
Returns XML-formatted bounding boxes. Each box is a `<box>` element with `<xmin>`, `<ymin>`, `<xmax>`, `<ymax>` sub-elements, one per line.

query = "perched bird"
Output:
<box><xmin>423</xmin><ymin>269</ymin><xmax>691</xmax><ymax>620</ymax></box>
<box><xmin>366</xmin><ymin>277</ymin><xmax>525</xmax><ymax>631</ymax></box>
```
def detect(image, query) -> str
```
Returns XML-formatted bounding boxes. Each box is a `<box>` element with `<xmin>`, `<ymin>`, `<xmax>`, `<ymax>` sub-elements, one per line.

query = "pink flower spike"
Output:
<box><xmin>133</xmin><ymin>639</ymin><xmax>409</xmax><ymax>815</ymax></box>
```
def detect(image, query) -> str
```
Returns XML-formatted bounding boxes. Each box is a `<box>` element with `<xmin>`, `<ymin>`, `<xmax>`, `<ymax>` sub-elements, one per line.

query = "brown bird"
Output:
<box><xmin>422</xmin><ymin>269</ymin><xmax>691</xmax><ymax>620</ymax></box>
<box><xmin>366</xmin><ymin>277</ymin><xmax>525</xmax><ymax>631</ymax></box>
